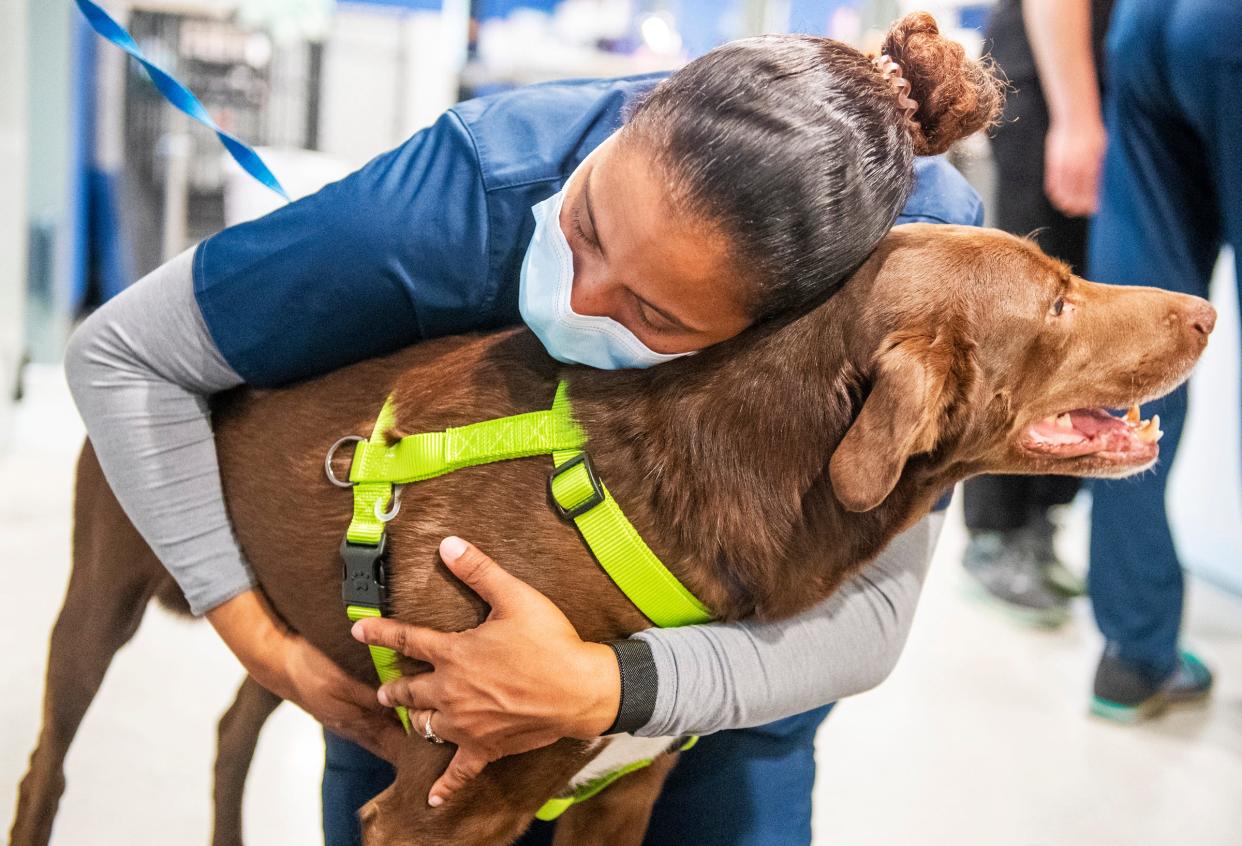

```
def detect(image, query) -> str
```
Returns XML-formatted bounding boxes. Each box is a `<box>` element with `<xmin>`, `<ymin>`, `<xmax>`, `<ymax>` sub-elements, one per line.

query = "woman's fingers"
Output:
<box><xmin>377</xmin><ymin>672</ymin><xmax>434</xmax><ymax>710</ymax></box>
<box><xmin>351</xmin><ymin>617</ymin><xmax>444</xmax><ymax>662</ymax></box>
<box><xmin>438</xmin><ymin>536</ymin><xmax>540</xmax><ymax>615</ymax></box>
<box><xmin>333</xmin><ymin>667</ymin><xmax>393</xmax><ymax>714</ymax></box>
<box><xmin>428</xmin><ymin>747</ymin><xmax>491</xmax><ymax>807</ymax></box>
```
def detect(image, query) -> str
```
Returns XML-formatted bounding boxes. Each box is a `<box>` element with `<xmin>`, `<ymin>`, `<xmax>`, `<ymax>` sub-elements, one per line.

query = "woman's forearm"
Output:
<box><xmin>63</xmin><ymin>247</ymin><xmax>253</xmax><ymax>615</ymax></box>
<box><xmin>207</xmin><ymin>589</ymin><xmax>292</xmax><ymax>685</ymax></box>
<box><xmin>631</xmin><ymin>512</ymin><xmax>944</xmax><ymax>737</ymax></box>
<box><xmin>1023</xmin><ymin>0</ymin><xmax>1100</xmax><ymax>124</ymax></box>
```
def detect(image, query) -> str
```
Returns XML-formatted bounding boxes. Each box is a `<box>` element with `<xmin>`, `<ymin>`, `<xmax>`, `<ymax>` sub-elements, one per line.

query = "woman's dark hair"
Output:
<box><xmin>623</xmin><ymin>12</ymin><xmax>1003</xmax><ymax>319</ymax></box>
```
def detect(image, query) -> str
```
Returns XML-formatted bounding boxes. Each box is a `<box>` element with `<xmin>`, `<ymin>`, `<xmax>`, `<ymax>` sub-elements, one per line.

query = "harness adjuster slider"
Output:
<box><xmin>341</xmin><ymin>535</ymin><xmax>389</xmax><ymax>609</ymax></box>
<box><xmin>549</xmin><ymin>452</ymin><xmax>606</xmax><ymax>521</ymax></box>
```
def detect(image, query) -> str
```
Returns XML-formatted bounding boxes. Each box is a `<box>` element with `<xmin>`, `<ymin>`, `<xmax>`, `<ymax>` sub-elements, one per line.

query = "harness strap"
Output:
<box><xmin>345</xmin><ymin>604</ymin><xmax>411</xmax><ymax>732</ymax></box>
<box><xmin>342</xmin><ymin>401</ymin><xmax>411</xmax><ymax>730</ymax></box>
<box><xmin>534</xmin><ymin>736</ymin><xmax>699</xmax><ymax>822</ymax></box>
<box><xmin>346</xmin><ymin>399</ymin><xmax>400</xmax><ymax>547</ymax></box>
<box><xmin>549</xmin><ymin>386</ymin><xmax>712</xmax><ymax>628</ymax></box>
<box><xmin>350</xmin><ymin>407</ymin><xmax>587</xmax><ymax>484</ymax></box>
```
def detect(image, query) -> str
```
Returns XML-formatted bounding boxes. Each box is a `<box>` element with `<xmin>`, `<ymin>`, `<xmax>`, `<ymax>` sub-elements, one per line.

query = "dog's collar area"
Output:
<box><xmin>332</xmin><ymin>380</ymin><xmax>713</xmax><ymax>815</ymax></box>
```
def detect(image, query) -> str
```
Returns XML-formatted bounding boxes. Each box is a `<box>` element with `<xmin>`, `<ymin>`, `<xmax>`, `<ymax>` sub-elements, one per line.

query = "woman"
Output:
<box><xmin>65</xmin><ymin>13</ymin><xmax>1001</xmax><ymax>845</ymax></box>
<box><xmin>1084</xmin><ymin>0</ymin><xmax>1228</xmax><ymax>721</ymax></box>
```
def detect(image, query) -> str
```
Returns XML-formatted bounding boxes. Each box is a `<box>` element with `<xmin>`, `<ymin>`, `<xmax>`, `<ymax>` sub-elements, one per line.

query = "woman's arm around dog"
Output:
<box><xmin>354</xmin><ymin>514</ymin><xmax>943</xmax><ymax>805</ymax></box>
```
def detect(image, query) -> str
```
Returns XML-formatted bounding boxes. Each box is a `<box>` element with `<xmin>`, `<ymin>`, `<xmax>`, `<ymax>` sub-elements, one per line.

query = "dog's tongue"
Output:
<box><xmin>1029</xmin><ymin>413</ymin><xmax>1087</xmax><ymax>445</ymax></box>
<box><xmin>1027</xmin><ymin>405</ymin><xmax>1162</xmax><ymax>455</ymax></box>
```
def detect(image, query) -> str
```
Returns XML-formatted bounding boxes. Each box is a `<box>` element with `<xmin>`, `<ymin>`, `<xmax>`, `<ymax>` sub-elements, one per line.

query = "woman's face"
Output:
<box><xmin>558</xmin><ymin>133</ymin><xmax>754</xmax><ymax>355</ymax></box>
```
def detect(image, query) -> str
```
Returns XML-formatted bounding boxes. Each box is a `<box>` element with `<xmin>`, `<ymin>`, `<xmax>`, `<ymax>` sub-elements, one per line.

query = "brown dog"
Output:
<box><xmin>11</xmin><ymin>224</ymin><xmax>1215</xmax><ymax>846</ymax></box>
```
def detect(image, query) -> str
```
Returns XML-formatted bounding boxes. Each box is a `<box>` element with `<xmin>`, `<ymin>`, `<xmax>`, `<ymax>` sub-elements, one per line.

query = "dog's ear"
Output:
<box><xmin>830</xmin><ymin>331</ymin><xmax>954</xmax><ymax>512</ymax></box>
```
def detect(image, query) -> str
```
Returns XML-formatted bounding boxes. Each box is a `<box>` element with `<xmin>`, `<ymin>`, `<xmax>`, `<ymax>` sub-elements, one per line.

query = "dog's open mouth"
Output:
<box><xmin>1020</xmin><ymin>405</ymin><xmax>1162</xmax><ymax>462</ymax></box>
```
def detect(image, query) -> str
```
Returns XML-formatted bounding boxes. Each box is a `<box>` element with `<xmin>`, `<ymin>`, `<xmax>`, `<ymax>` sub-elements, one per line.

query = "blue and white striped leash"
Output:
<box><xmin>75</xmin><ymin>0</ymin><xmax>290</xmax><ymax>201</ymax></box>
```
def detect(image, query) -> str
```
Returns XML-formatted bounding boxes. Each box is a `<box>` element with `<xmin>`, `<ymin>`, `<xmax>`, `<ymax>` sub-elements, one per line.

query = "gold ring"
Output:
<box><xmin>422</xmin><ymin>712</ymin><xmax>445</xmax><ymax>744</ymax></box>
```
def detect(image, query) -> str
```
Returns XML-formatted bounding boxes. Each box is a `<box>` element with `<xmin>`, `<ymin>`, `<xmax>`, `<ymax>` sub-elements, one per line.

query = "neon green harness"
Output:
<box><xmin>334</xmin><ymin>380</ymin><xmax>712</xmax><ymax>819</ymax></box>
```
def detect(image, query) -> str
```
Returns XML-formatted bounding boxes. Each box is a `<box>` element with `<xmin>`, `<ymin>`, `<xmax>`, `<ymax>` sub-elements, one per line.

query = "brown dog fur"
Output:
<box><xmin>11</xmin><ymin>225</ymin><xmax>1215</xmax><ymax>845</ymax></box>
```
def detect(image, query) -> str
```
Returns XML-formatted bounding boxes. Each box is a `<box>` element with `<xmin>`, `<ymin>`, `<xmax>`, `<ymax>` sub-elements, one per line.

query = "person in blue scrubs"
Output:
<box><xmin>1085</xmin><ymin>0</ymin><xmax>1232</xmax><ymax>721</ymax></box>
<box><xmin>72</xmin><ymin>16</ymin><xmax>999</xmax><ymax>846</ymax></box>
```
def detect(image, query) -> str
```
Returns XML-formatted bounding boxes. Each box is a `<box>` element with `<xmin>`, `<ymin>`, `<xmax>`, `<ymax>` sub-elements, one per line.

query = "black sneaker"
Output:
<box><xmin>1022</xmin><ymin>512</ymin><xmax>1086</xmax><ymax>598</ymax></box>
<box><xmin>962</xmin><ymin>529</ymin><xmax>1070</xmax><ymax>627</ymax></box>
<box><xmin>1091</xmin><ymin>646</ymin><xmax>1213</xmax><ymax>723</ymax></box>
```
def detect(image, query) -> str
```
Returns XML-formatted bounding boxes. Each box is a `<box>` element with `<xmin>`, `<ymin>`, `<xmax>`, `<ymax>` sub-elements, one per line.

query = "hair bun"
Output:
<box><xmin>881</xmin><ymin>12</ymin><xmax>1003</xmax><ymax>155</ymax></box>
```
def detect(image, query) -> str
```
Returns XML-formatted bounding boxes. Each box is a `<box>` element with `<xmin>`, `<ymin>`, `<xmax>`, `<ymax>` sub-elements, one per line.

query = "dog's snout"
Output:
<box><xmin>1187</xmin><ymin>299</ymin><xmax>1217</xmax><ymax>337</ymax></box>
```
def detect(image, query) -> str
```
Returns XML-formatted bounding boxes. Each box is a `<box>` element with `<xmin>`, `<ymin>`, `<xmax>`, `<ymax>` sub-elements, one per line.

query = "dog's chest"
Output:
<box><xmin>568</xmin><ymin>734</ymin><xmax>679</xmax><ymax>789</ymax></box>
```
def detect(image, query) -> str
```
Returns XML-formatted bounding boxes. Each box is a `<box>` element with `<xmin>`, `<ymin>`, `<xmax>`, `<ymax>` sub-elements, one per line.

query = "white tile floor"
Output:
<box><xmin>1</xmin><ymin>362</ymin><xmax>1239</xmax><ymax>846</ymax></box>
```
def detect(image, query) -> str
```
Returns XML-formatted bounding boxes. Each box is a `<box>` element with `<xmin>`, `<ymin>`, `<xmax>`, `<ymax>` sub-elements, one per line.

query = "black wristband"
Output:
<box><xmin>603</xmin><ymin>639</ymin><xmax>659</xmax><ymax>735</ymax></box>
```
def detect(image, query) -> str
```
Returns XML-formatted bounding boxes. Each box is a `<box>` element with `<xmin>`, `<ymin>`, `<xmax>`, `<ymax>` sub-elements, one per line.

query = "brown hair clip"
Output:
<box><xmin>871</xmin><ymin>54</ymin><xmax>920</xmax><ymax>127</ymax></box>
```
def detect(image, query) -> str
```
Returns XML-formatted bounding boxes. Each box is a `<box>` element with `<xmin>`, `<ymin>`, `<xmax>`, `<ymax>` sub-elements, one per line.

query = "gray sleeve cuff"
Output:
<box><xmin>603</xmin><ymin>639</ymin><xmax>659</xmax><ymax>734</ymax></box>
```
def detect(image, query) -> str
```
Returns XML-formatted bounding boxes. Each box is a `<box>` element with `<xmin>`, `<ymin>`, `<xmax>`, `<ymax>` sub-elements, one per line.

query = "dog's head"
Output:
<box><xmin>829</xmin><ymin>224</ymin><xmax>1215</xmax><ymax>512</ymax></box>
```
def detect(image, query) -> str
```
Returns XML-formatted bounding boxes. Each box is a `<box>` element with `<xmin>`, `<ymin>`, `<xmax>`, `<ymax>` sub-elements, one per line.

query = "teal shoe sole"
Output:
<box><xmin>1089</xmin><ymin>692</ymin><xmax>1211</xmax><ymax>724</ymax></box>
<box><xmin>1090</xmin><ymin>696</ymin><xmax>1159</xmax><ymax>724</ymax></box>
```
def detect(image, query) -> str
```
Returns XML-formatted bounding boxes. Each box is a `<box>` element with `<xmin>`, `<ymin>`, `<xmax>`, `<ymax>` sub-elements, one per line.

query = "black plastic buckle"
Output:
<box><xmin>341</xmin><ymin>535</ymin><xmax>388</xmax><ymax>610</ymax></box>
<box><xmin>549</xmin><ymin>452</ymin><xmax>606</xmax><ymax>521</ymax></box>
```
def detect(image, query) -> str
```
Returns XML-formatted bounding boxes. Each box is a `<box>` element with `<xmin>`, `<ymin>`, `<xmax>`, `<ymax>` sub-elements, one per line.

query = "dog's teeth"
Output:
<box><xmin>1055</xmin><ymin>413</ymin><xmax>1074</xmax><ymax>430</ymax></box>
<box><xmin>1125</xmin><ymin>404</ymin><xmax>1141</xmax><ymax>425</ymax></box>
<box><xmin>1136</xmin><ymin>414</ymin><xmax>1163</xmax><ymax>444</ymax></box>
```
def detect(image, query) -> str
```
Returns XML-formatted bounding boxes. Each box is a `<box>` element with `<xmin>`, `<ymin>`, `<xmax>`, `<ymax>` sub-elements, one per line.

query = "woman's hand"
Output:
<box><xmin>206</xmin><ymin>589</ymin><xmax>405</xmax><ymax>762</ymax></box>
<box><xmin>278</xmin><ymin>634</ymin><xmax>406</xmax><ymax>760</ymax></box>
<box><xmin>1044</xmin><ymin>114</ymin><xmax>1107</xmax><ymax>218</ymax></box>
<box><xmin>351</xmin><ymin>536</ymin><xmax>621</xmax><ymax>808</ymax></box>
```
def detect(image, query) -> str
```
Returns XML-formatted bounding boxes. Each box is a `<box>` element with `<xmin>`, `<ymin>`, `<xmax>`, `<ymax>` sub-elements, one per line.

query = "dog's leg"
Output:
<box><xmin>358</xmin><ymin>739</ymin><xmax>603</xmax><ymax>846</ymax></box>
<box><xmin>10</xmin><ymin>443</ymin><xmax>162</xmax><ymax>846</ymax></box>
<box><xmin>210</xmin><ymin>676</ymin><xmax>283</xmax><ymax>846</ymax></box>
<box><xmin>549</xmin><ymin>753</ymin><xmax>677</xmax><ymax>846</ymax></box>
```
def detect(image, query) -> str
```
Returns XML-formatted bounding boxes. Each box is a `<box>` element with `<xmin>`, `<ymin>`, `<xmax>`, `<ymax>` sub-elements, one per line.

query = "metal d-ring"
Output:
<box><xmin>325</xmin><ymin>435</ymin><xmax>365</xmax><ymax>488</ymax></box>
<box><xmin>374</xmin><ymin>486</ymin><xmax>403</xmax><ymax>522</ymax></box>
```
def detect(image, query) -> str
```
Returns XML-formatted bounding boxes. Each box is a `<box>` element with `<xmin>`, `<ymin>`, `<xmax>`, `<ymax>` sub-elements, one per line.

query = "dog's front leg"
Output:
<box><xmin>359</xmin><ymin>738</ymin><xmax>600</xmax><ymax>846</ymax></box>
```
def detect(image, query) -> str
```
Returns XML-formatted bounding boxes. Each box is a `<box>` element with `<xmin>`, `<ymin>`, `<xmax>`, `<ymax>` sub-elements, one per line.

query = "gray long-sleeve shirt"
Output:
<box><xmin>64</xmin><ymin>250</ymin><xmax>940</xmax><ymax>737</ymax></box>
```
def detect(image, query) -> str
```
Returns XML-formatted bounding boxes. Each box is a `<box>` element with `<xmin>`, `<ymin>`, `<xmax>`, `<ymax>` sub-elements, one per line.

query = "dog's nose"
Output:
<box><xmin>1187</xmin><ymin>299</ymin><xmax>1217</xmax><ymax>337</ymax></box>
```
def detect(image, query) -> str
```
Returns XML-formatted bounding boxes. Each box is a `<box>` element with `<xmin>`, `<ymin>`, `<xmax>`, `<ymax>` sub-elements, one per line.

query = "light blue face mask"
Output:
<box><xmin>519</xmin><ymin>179</ymin><xmax>694</xmax><ymax>370</ymax></box>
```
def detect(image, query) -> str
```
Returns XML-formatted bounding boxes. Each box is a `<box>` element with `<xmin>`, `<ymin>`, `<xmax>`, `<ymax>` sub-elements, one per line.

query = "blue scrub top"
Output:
<box><xmin>193</xmin><ymin>72</ymin><xmax>984</xmax><ymax>389</ymax></box>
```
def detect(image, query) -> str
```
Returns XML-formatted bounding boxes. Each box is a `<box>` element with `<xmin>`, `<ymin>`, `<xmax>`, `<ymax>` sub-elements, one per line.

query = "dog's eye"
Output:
<box><xmin>1052</xmin><ymin>297</ymin><xmax>1065</xmax><ymax>316</ymax></box>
